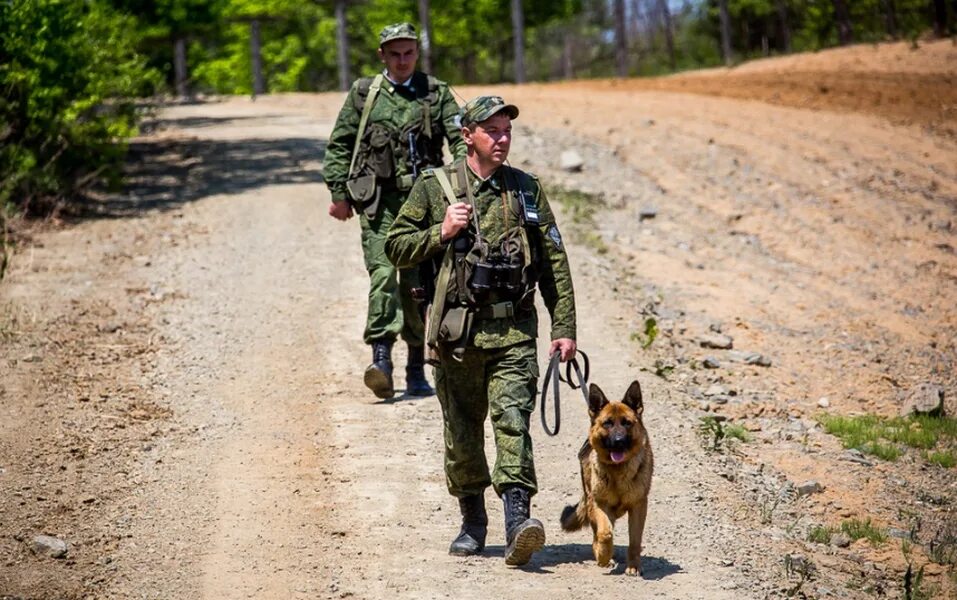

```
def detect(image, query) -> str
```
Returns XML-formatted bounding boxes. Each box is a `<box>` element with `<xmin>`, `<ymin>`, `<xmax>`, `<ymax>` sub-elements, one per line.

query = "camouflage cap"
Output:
<box><xmin>460</xmin><ymin>96</ymin><xmax>520</xmax><ymax>127</ymax></box>
<box><xmin>379</xmin><ymin>23</ymin><xmax>418</xmax><ymax>46</ymax></box>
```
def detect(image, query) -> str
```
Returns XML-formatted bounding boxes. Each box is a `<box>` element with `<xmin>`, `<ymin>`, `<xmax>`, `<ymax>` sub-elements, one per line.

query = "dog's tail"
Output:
<box><xmin>560</xmin><ymin>502</ymin><xmax>589</xmax><ymax>532</ymax></box>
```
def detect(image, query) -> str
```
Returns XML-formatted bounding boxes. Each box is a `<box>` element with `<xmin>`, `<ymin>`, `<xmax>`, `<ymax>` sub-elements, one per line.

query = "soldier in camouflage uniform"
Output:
<box><xmin>385</xmin><ymin>96</ymin><xmax>577</xmax><ymax>566</ymax></box>
<box><xmin>324</xmin><ymin>23</ymin><xmax>466</xmax><ymax>399</ymax></box>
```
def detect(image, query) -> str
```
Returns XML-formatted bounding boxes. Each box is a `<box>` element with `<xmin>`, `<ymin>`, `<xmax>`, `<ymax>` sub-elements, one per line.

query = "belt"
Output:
<box><xmin>474</xmin><ymin>301</ymin><xmax>515</xmax><ymax>320</ymax></box>
<box><xmin>377</xmin><ymin>174</ymin><xmax>416</xmax><ymax>192</ymax></box>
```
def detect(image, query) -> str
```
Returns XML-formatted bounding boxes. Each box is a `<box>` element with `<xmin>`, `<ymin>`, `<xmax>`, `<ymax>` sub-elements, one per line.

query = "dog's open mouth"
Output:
<box><xmin>609</xmin><ymin>450</ymin><xmax>627</xmax><ymax>463</ymax></box>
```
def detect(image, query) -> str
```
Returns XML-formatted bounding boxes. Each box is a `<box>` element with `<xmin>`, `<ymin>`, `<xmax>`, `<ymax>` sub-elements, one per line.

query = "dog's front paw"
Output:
<box><xmin>625</xmin><ymin>565</ymin><xmax>641</xmax><ymax>577</ymax></box>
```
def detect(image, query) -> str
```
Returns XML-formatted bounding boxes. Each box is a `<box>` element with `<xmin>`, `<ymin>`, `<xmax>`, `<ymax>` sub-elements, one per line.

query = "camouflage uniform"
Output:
<box><xmin>385</xmin><ymin>153</ymin><xmax>577</xmax><ymax>497</ymax></box>
<box><xmin>323</xmin><ymin>24</ymin><xmax>466</xmax><ymax>347</ymax></box>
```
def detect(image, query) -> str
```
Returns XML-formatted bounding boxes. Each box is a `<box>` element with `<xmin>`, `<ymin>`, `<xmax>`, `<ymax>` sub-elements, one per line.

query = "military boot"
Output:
<box><xmin>448</xmin><ymin>494</ymin><xmax>488</xmax><ymax>556</ymax></box>
<box><xmin>405</xmin><ymin>344</ymin><xmax>434</xmax><ymax>397</ymax></box>
<box><xmin>364</xmin><ymin>340</ymin><xmax>394</xmax><ymax>399</ymax></box>
<box><xmin>502</xmin><ymin>486</ymin><xmax>545</xmax><ymax>566</ymax></box>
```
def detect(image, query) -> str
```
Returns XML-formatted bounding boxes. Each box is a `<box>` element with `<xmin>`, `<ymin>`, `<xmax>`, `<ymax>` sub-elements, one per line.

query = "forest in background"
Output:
<box><xmin>1</xmin><ymin>0</ymin><xmax>956</xmax><ymax>273</ymax></box>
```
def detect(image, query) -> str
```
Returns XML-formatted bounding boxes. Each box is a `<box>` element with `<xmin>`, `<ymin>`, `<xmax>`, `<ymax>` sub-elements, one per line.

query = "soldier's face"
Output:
<box><xmin>464</xmin><ymin>113</ymin><xmax>512</xmax><ymax>167</ymax></box>
<box><xmin>378</xmin><ymin>39</ymin><xmax>419</xmax><ymax>82</ymax></box>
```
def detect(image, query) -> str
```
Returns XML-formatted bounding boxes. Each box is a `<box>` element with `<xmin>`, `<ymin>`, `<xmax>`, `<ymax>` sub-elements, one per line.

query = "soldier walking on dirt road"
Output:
<box><xmin>323</xmin><ymin>23</ymin><xmax>466</xmax><ymax>399</ymax></box>
<box><xmin>385</xmin><ymin>96</ymin><xmax>577</xmax><ymax>566</ymax></box>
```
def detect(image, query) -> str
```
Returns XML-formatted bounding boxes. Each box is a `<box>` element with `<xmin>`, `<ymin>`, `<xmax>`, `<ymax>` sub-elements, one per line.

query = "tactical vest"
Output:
<box><xmin>347</xmin><ymin>73</ymin><xmax>446</xmax><ymax>209</ymax></box>
<box><xmin>425</xmin><ymin>162</ymin><xmax>543</xmax><ymax>362</ymax></box>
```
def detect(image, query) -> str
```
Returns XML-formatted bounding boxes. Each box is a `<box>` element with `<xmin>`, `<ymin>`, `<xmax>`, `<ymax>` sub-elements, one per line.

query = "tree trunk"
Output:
<box><xmin>882</xmin><ymin>0</ymin><xmax>898</xmax><ymax>38</ymax></box>
<box><xmin>832</xmin><ymin>0</ymin><xmax>853</xmax><ymax>45</ymax></box>
<box><xmin>335</xmin><ymin>0</ymin><xmax>350</xmax><ymax>91</ymax></box>
<box><xmin>562</xmin><ymin>25</ymin><xmax>574</xmax><ymax>79</ymax></box>
<box><xmin>511</xmin><ymin>0</ymin><xmax>526</xmax><ymax>83</ymax></box>
<box><xmin>776</xmin><ymin>0</ymin><xmax>791</xmax><ymax>52</ymax></box>
<box><xmin>718</xmin><ymin>0</ymin><xmax>733</xmax><ymax>66</ymax></box>
<box><xmin>417</xmin><ymin>0</ymin><xmax>432</xmax><ymax>73</ymax></box>
<box><xmin>173</xmin><ymin>36</ymin><xmax>188</xmax><ymax>98</ymax></box>
<box><xmin>932</xmin><ymin>0</ymin><xmax>947</xmax><ymax>37</ymax></box>
<box><xmin>658</xmin><ymin>0</ymin><xmax>676</xmax><ymax>70</ymax></box>
<box><xmin>614</xmin><ymin>0</ymin><xmax>628</xmax><ymax>77</ymax></box>
<box><xmin>250</xmin><ymin>19</ymin><xmax>265</xmax><ymax>98</ymax></box>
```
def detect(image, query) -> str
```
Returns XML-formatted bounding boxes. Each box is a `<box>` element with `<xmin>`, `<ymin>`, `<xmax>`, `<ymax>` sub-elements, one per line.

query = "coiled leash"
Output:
<box><xmin>540</xmin><ymin>349</ymin><xmax>590</xmax><ymax>436</ymax></box>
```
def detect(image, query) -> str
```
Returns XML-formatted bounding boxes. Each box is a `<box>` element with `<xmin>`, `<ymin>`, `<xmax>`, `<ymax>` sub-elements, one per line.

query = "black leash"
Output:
<box><xmin>540</xmin><ymin>349</ymin><xmax>590</xmax><ymax>436</ymax></box>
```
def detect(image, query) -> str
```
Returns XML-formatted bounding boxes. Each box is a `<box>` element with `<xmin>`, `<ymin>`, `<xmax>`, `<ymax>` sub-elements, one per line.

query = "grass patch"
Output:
<box><xmin>841</xmin><ymin>518</ymin><xmax>887</xmax><ymax>546</ymax></box>
<box><xmin>697</xmin><ymin>416</ymin><xmax>751</xmax><ymax>451</ymax></box>
<box><xmin>629</xmin><ymin>317</ymin><xmax>659</xmax><ymax>349</ymax></box>
<box><xmin>807</xmin><ymin>524</ymin><xmax>835</xmax><ymax>544</ymax></box>
<box><xmin>724</xmin><ymin>423</ymin><xmax>752</xmax><ymax>443</ymax></box>
<box><xmin>924</xmin><ymin>450</ymin><xmax>956</xmax><ymax>468</ymax></box>
<box><xmin>546</xmin><ymin>186</ymin><xmax>609</xmax><ymax>254</ymax></box>
<box><xmin>818</xmin><ymin>413</ymin><xmax>957</xmax><ymax>466</ymax></box>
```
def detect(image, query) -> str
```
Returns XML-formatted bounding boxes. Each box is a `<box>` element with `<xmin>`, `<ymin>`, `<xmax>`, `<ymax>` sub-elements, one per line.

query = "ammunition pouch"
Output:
<box><xmin>345</xmin><ymin>174</ymin><xmax>380</xmax><ymax>218</ymax></box>
<box><xmin>367</xmin><ymin>125</ymin><xmax>395</xmax><ymax>179</ymax></box>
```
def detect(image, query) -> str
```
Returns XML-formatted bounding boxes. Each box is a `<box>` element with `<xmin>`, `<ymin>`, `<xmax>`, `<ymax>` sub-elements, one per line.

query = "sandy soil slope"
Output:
<box><xmin>1</xmin><ymin>40</ymin><xmax>954</xmax><ymax>599</ymax></box>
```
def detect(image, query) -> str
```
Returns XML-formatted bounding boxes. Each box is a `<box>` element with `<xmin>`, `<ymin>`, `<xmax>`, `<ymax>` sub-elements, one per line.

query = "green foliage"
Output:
<box><xmin>841</xmin><ymin>518</ymin><xmax>888</xmax><ymax>546</ymax></box>
<box><xmin>818</xmin><ymin>413</ymin><xmax>957</xmax><ymax>466</ymax></box>
<box><xmin>925</xmin><ymin>450</ymin><xmax>956</xmax><ymax>468</ymax></box>
<box><xmin>631</xmin><ymin>317</ymin><xmax>659</xmax><ymax>349</ymax></box>
<box><xmin>0</xmin><ymin>0</ymin><xmax>158</xmax><ymax>215</ymax></box>
<box><xmin>698</xmin><ymin>416</ymin><xmax>750</xmax><ymax>450</ymax></box>
<box><xmin>807</xmin><ymin>524</ymin><xmax>835</xmax><ymax>544</ymax></box>
<box><xmin>903</xmin><ymin>564</ymin><xmax>938</xmax><ymax>600</ymax></box>
<box><xmin>546</xmin><ymin>186</ymin><xmax>609</xmax><ymax>254</ymax></box>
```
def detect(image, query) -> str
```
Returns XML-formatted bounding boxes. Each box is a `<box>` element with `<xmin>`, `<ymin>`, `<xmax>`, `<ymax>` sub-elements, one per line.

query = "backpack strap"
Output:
<box><xmin>348</xmin><ymin>73</ymin><xmax>384</xmax><ymax>177</ymax></box>
<box><xmin>433</xmin><ymin>167</ymin><xmax>458</xmax><ymax>206</ymax></box>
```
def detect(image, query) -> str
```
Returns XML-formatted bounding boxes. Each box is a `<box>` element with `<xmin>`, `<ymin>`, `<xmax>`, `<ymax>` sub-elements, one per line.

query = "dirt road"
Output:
<box><xmin>2</xmin><ymin>41</ymin><xmax>955</xmax><ymax>599</ymax></box>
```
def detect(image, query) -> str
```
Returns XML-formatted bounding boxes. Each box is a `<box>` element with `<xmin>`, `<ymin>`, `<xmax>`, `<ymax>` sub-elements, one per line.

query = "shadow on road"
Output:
<box><xmin>481</xmin><ymin>543</ymin><xmax>682</xmax><ymax>579</ymax></box>
<box><xmin>78</xmin><ymin>113</ymin><xmax>327</xmax><ymax>219</ymax></box>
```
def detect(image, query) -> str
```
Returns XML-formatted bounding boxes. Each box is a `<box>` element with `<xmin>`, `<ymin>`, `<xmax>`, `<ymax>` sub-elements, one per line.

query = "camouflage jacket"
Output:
<box><xmin>323</xmin><ymin>71</ymin><xmax>466</xmax><ymax>203</ymax></box>
<box><xmin>385</xmin><ymin>159</ymin><xmax>577</xmax><ymax>349</ymax></box>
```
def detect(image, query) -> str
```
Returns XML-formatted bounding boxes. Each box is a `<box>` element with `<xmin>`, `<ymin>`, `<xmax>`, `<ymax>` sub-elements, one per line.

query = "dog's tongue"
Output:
<box><xmin>610</xmin><ymin>451</ymin><xmax>626</xmax><ymax>464</ymax></box>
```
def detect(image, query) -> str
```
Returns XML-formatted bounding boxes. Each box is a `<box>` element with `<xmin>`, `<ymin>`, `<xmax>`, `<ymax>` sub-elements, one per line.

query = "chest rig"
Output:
<box><xmin>425</xmin><ymin>162</ymin><xmax>542</xmax><ymax>362</ymax></box>
<box><xmin>346</xmin><ymin>73</ymin><xmax>445</xmax><ymax>218</ymax></box>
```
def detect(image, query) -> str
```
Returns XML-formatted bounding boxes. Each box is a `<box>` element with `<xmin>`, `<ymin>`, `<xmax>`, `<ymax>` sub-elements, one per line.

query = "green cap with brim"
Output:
<box><xmin>460</xmin><ymin>95</ymin><xmax>520</xmax><ymax>127</ymax></box>
<box><xmin>379</xmin><ymin>23</ymin><xmax>418</xmax><ymax>46</ymax></box>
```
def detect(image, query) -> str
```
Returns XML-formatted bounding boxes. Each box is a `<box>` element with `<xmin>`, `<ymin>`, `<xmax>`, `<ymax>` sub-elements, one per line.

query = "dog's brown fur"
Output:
<box><xmin>560</xmin><ymin>381</ymin><xmax>653</xmax><ymax>576</ymax></box>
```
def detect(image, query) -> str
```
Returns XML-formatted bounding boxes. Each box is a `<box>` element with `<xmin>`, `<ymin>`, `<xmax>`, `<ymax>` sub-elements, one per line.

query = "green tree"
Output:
<box><xmin>0</xmin><ymin>0</ymin><xmax>158</xmax><ymax>215</ymax></box>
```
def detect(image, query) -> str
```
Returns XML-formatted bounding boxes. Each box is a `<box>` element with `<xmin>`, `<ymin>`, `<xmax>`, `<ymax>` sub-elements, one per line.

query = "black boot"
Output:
<box><xmin>405</xmin><ymin>344</ymin><xmax>434</xmax><ymax>397</ymax></box>
<box><xmin>364</xmin><ymin>340</ymin><xmax>394</xmax><ymax>399</ymax></box>
<box><xmin>502</xmin><ymin>486</ymin><xmax>545</xmax><ymax>566</ymax></box>
<box><xmin>448</xmin><ymin>494</ymin><xmax>488</xmax><ymax>556</ymax></box>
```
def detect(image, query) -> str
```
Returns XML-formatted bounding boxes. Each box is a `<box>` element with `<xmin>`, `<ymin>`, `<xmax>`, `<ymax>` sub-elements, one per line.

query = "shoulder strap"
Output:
<box><xmin>456</xmin><ymin>161</ymin><xmax>483</xmax><ymax>239</ymax></box>
<box><xmin>433</xmin><ymin>168</ymin><xmax>457</xmax><ymax>206</ymax></box>
<box><xmin>348</xmin><ymin>73</ymin><xmax>384</xmax><ymax>176</ymax></box>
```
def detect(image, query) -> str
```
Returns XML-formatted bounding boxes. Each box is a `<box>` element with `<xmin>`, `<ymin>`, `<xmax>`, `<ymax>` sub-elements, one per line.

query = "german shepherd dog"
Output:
<box><xmin>560</xmin><ymin>381</ymin><xmax>653</xmax><ymax>576</ymax></box>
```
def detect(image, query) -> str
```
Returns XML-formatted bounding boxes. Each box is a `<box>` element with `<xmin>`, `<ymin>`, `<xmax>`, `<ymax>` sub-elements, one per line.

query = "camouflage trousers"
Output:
<box><xmin>435</xmin><ymin>341</ymin><xmax>539</xmax><ymax>497</ymax></box>
<box><xmin>359</xmin><ymin>190</ymin><xmax>424</xmax><ymax>347</ymax></box>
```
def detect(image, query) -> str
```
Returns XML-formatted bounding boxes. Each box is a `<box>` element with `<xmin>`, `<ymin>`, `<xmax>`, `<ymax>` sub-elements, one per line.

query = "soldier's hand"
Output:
<box><xmin>549</xmin><ymin>338</ymin><xmax>577</xmax><ymax>362</ymax></box>
<box><xmin>329</xmin><ymin>201</ymin><xmax>354</xmax><ymax>221</ymax></box>
<box><xmin>441</xmin><ymin>202</ymin><xmax>472</xmax><ymax>241</ymax></box>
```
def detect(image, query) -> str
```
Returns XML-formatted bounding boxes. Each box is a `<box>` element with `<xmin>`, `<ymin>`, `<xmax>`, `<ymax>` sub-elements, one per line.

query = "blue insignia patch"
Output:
<box><xmin>547</xmin><ymin>225</ymin><xmax>563</xmax><ymax>250</ymax></box>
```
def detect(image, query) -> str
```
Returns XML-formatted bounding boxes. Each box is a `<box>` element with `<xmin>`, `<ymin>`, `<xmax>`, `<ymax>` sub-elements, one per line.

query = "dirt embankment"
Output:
<box><xmin>1</xmin><ymin>40</ymin><xmax>955</xmax><ymax>599</ymax></box>
<box><xmin>567</xmin><ymin>39</ymin><xmax>957</xmax><ymax>138</ymax></box>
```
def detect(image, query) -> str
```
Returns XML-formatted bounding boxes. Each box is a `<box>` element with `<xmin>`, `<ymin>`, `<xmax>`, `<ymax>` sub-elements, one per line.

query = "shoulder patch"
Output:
<box><xmin>546</xmin><ymin>225</ymin><xmax>563</xmax><ymax>251</ymax></box>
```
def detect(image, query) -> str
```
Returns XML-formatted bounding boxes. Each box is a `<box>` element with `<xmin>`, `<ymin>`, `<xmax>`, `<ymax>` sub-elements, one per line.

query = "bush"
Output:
<box><xmin>0</xmin><ymin>0</ymin><xmax>158</xmax><ymax>216</ymax></box>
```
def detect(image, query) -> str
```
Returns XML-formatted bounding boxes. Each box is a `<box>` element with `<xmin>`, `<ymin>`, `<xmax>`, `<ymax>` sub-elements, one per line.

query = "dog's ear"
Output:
<box><xmin>588</xmin><ymin>383</ymin><xmax>608</xmax><ymax>419</ymax></box>
<box><xmin>622</xmin><ymin>380</ymin><xmax>644</xmax><ymax>416</ymax></box>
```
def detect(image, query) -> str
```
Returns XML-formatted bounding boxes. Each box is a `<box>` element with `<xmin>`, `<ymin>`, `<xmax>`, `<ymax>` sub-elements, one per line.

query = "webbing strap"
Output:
<box><xmin>540</xmin><ymin>349</ymin><xmax>590</xmax><ymax>437</ymax></box>
<box><xmin>457</xmin><ymin>161</ymin><xmax>483</xmax><ymax>239</ymax></box>
<box><xmin>433</xmin><ymin>168</ymin><xmax>457</xmax><ymax>206</ymax></box>
<box><xmin>348</xmin><ymin>74</ymin><xmax>384</xmax><ymax>177</ymax></box>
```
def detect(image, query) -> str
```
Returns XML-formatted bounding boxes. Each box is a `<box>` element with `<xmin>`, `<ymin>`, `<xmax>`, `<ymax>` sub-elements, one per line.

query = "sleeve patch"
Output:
<box><xmin>547</xmin><ymin>225</ymin><xmax>563</xmax><ymax>250</ymax></box>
